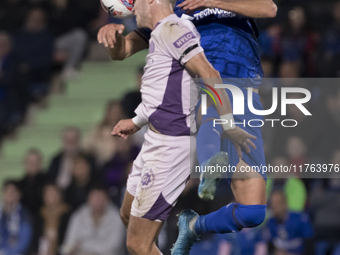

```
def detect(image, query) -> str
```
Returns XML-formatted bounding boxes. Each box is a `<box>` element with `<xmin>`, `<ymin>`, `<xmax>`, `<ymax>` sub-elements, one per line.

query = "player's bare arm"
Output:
<box><xmin>185</xmin><ymin>52</ymin><xmax>257</xmax><ymax>157</ymax></box>
<box><xmin>97</xmin><ymin>24</ymin><xmax>148</xmax><ymax>60</ymax></box>
<box><xmin>111</xmin><ymin>119</ymin><xmax>141</xmax><ymax>139</ymax></box>
<box><xmin>185</xmin><ymin>52</ymin><xmax>232</xmax><ymax>116</ymax></box>
<box><xmin>177</xmin><ymin>0</ymin><xmax>277</xmax><ymax>18</ymax></box>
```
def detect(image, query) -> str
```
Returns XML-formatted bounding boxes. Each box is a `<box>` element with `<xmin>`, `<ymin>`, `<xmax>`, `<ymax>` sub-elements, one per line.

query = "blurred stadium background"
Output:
<box><xmin>1</xmin><ymin>0</ymin><xmax>340</xmax><ymax>254</ymax></box>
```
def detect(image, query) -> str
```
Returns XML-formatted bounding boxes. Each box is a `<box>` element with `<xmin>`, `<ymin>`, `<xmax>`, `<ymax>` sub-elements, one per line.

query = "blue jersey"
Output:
<box><xmin>223</xmin><ymin>228</ymin><xmax>265</xmax><ymax>255</ymax></box>
<box><xmin>174</xmin><ymin>4</ymin><xmax>263</xmax><ymax>83</ymax></box>
<box><xmin>135</xmin><ymin>4</ymin><xmax>263</xmax><ymax>88</ymax></box>
<box><xmin>265</xmin><ymin>212</ymin><xmax>314</xmax><ymax>254</ymax></box>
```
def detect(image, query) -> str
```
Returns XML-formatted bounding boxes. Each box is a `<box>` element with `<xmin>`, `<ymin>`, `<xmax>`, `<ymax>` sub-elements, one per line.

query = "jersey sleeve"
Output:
<box><xmin>134</xmin><ymin>27</ymin><xmax>152</xmax><ymax>44</ymax></box>
<box><xmin>162</xmin><ymin>21</ymin><xmax>204</xmax><ymax>65</ymax></box>
<box><xmin>134</xmin><ymin>102</ymin><xmax>149</xmax><ymax>127</ymax></box>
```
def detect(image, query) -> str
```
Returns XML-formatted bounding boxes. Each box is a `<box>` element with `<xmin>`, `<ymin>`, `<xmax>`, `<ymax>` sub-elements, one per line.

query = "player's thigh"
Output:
<box><xmin>231</xmin><ymin>159</ymin><xmax>267</xmax><ymax>205</ymax></box>
<box><xmin>127</xmin><ymin>214</ymin><xmax>163</xmax><ymax>254</ymax></box>
<box><xmin>120</xmin><ymin>190</ymin><xmax>134</xmax><ymax>227</ymax></box>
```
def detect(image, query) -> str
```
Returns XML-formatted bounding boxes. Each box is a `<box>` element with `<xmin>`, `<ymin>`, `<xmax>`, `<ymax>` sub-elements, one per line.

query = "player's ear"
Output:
<box><xmin>148</xmin><ymin>0</ymin><xmax>155</xmax><ymax>4</ymax></box>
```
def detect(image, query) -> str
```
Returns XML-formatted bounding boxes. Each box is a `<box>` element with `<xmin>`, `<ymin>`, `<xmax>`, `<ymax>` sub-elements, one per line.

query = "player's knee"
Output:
<box><xmin>126</xmin><ymin>238</ymin><xmax>138</xmax><ymax>255</ymax></box>
<box><xmin>234</xmin><ymin>204</ymin><xmax>267</xmax><ymax>229</ymax></box>
<box><xmin>126</xmin><ymin>236</ymin><xmax>151</xmax><ymax>255</ymax></box>
<box><xmin>126</xmin><ymin>234</ymin><xmax>138</xmax><ymax>254</ymax></box>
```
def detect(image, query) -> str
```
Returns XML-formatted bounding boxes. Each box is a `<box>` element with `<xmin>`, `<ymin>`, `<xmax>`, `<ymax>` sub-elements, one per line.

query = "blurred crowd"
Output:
<box><xmin>0</xmin><ymin>68</ymin><xmax>144</xmax><ymax>255</ymax></box>
<box><xmin>258</xmin><ymin>1</ymin><xmax>340</xmax><ymax>78</ymax></box>
<box><xmin>1</xmin><ymin>0</ymin><xmax>340</xmax><ymax>255</ymax></box>
<box><xmin>1</xmin><ymin>0</ymin><xmax>340</xmax><ymax>143</ymax></box>
<box><xmin>1</xmin><ymin>72</ymin><xmax>340</xmax><ymax>255</ymax></box>
<box><xmin>0</xmin><ymin>0</ymin><xmax>136</xmax><ymax>144</ymax></box>
<box><xmin>0</xmin><ymin>87</ymin><xmax>140</xmax><ymax>255</ymax></box>
<box><xmin>0</xmin><ymin>0</ymin><xmax>96</xmax><ymax>143</ymax></box>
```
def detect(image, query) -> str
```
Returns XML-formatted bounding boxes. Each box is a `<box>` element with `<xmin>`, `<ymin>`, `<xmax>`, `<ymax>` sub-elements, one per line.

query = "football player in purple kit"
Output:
<box><xmin>97</xmin><ymin>0</ymin><xmax>277</xmax><ymax>253</ymax></box>
<box><xmin>98</xmin><ymin>0</ymin><xmax>258</xmax><ymax>254</ymax></box>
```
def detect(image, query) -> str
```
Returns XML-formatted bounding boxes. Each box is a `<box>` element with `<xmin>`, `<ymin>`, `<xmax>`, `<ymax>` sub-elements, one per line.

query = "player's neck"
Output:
<box><xmin>151</xmin><ymin>5</ymin><xmax>174</xmax><ymax>30</ymax></box>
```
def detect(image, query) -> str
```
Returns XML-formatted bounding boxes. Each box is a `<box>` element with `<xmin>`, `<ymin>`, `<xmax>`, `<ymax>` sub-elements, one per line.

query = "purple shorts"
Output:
<box><xmin>127</xmin><ymin>128</ymin><xmax>195</xmax><ymax>221</ymax></box>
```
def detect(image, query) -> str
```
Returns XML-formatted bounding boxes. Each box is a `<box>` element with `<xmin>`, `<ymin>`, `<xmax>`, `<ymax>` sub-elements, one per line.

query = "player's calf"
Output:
<box><xmin>126</xmin><ymin>216</ymin><xmax>163</xmax><ymax>255</ymax></box>
<box><xmin>230</xmin><ymin>203</ymin><xmax>267</xmax><ymax>229</ymax></box>
<box><xmin>194</xmin><ymin>202</ymin><xmax>267</xmax><ymax>234</ymax></box>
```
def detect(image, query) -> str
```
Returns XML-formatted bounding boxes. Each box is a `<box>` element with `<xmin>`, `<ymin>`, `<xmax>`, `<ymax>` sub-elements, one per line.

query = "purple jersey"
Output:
<box><xmin>134</xmin><ymin>14</ymin><xmax>204</xmax><ymax>136</ymax></box>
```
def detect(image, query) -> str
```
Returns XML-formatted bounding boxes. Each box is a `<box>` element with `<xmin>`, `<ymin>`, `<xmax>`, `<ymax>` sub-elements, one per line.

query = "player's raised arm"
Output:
<box><xmin>161</xmin><ymin>21</ymin><xmax>233</xmax><ymax>119</ymax></box>
<box><xmin>185</xmin><ymin>53</ymin><xmax>233</xmax><ymax>120</ymax></box>
<box><xmin>161</xmin><ymin>20</ymin><xmax>256</xmax><ymax>156</ymax></box>
<box><xmin>185</xmin><ymin>53</ymin><xmax>257</xmax><ymax>157</ymax></box>
<box><xmin>97</xmin><ymin>24</ymin><xmax>149</xmax><ymax>60</ymax></box>
<box><xmin>177</xmin><ymin>0</ymin><xmax>277</xmax><ymax>18</ymax></box>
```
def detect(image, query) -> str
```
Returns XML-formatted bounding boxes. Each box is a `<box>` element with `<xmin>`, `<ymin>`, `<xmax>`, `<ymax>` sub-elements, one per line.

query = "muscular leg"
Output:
<box><xmin>127</xmin><ymin>215</ymin><xmax>164</xmax><ymax>255</ymax></box>
<box><xmin>194</xmin><ymin>159</ymin><xmax>267</xmax><ymax>235</ymax></box>
<box><xmin>120</xmin><ymin>191</ymin><xmax>134</xmax><ymax>228</ymax></box>
<box><xmin>231</xmin><ymin>159</ymin><xmax>267</xmax><ymax>205</ymax></box>
<box><xmin>121</xmin><ymin>191</ymin><xmax>164</xmax><ymax>254</ymax></box>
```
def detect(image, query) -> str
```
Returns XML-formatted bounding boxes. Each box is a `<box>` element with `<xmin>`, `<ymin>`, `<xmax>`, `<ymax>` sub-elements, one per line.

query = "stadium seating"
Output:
<box><xmin>0</xmin><ymin>50</ymin><xmax>148</xmax><ymax>195</ymax></box>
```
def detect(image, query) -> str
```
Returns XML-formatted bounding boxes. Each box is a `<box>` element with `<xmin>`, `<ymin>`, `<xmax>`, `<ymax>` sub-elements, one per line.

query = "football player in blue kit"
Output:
<box><xmin>97</xmin><ymin>0</ymin><xmax>277</xmax><ymax>254</ymax></box>
<box><xmin>168</xmin><ymin>2</ymin><xmax>276</xmax><ymax>252</ymax></box>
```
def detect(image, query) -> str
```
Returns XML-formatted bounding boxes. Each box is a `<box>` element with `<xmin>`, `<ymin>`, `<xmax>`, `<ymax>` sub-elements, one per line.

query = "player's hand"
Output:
<box><xmin>97</xmin><ymin>23</ymin><xmax>125</xmax><ymax>49</ymax></box>
<box><xmin>177</xmin><ymin>0</ymin><xmax>215</xmax><ymax>12</ymax></box>
<box><xmin>222</xmin><ymin>126</ymin><xmax>257</xmax><ymax>158</ymax></box>
<box><xmin>112</xmin><ymin>119</ymin><xmax>140</xmax><ymax>139</ymax></box>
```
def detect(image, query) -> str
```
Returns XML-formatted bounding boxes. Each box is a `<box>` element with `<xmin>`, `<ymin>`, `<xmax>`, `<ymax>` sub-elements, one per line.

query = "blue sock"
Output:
<box><xmin>194</xmin><ymin>203</ymin><xmax>267</xmax><ymax>235</ymax></box>
<box><xmin>197</xmin><ymin>106</ymin><xmax>222</xmax><ymax>166</ymax></box>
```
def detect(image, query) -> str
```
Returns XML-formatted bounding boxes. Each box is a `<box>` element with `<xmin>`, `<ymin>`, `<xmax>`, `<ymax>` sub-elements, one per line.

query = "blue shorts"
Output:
<box><xmin>221</xmin><ymin>87</ymin><xmax>266</xmax><ymax>183</ymax></box>
<box><xmin>197</xmin><ymin>86</ymin><xmax>266</xmax><ymax>184</ymax></box>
